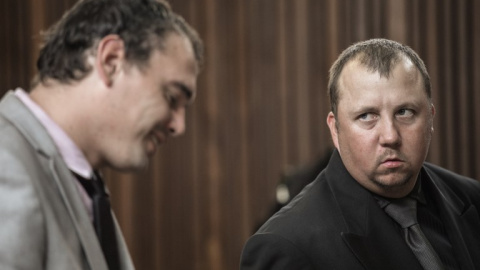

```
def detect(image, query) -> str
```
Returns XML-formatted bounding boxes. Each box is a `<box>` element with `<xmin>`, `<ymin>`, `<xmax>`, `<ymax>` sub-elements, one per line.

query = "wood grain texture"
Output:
<box><xmin>1</xmin><ymin>0</ymin><xmax>479</xmax><ymax>269</ymax></box>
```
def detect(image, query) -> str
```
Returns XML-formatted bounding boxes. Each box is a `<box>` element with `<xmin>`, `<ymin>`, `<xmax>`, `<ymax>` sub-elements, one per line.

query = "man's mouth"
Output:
<box><xmin>146</xmin><ymin>130</ymin><xmax>166</xmax><ymax>155</ymax></box>
<box><xmin>380</xmin><ymin>156</ymin><xmax>404</xmax><ymax>168</ymax></box>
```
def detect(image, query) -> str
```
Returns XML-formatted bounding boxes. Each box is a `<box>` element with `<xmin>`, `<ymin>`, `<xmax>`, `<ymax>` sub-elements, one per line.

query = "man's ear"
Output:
<box><xmin>95</xmin><ymin>34</ymin><xmax>125</xmax><ymax>87</ymax></box>
<box><xmin>327</xmin><ymin>112</ymin><xmax>339</xmax><ymax>149</ymax></box>
<box><xmin>430</xmin><ymin>103</ymin><xmax>436</xmax><ymax>133</ymax></box>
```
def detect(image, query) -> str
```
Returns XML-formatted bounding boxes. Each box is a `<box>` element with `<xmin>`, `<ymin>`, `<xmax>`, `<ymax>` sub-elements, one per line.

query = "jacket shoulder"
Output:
<box><xmin>257</xmin><ymin>172</ymin><xmax>340</xmax><ymax>235</ymax></box>
<box><xmin>424</xmin><ymin>162</ymin><xmax>480</xmax><ymax>202</ymax></box>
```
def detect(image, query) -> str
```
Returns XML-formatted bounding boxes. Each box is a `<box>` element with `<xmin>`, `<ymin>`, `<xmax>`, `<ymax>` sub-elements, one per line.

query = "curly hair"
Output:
<box><xmin>34</xmin><ymin>0</ymin><xmax>203</xmax><ymax>85</ymax></box>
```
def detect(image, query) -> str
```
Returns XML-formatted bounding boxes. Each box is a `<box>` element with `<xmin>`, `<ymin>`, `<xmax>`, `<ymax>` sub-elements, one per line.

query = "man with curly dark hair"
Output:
<box><xmin>0</xmin><ymin>0</ymin><xmax>203</xmax><ymax>269</ymax></box>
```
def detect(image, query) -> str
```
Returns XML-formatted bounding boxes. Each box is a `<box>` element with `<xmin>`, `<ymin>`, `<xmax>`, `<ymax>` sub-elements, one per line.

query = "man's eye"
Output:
<box><xmin>169</xmin><ymin>96</ymin><xmax>178</xmax><ymax>107</ymax></box>
<box><xmin>397</xmin><ymin>108</ymin><xmax>414</xmax><ymax>117</ymax></box>
<box><xmin>358</xmin><ymin>113</ymin><xmax>376</xmax><ymax>121</ymax></box>
<box><xmin>163</xmin><ymin>92</ymin><xmax>178</xmax><ymax>108</ymax></box>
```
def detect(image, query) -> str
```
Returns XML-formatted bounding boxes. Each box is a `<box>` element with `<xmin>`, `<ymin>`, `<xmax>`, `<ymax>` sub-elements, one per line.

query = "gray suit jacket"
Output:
<box><xmin>0</xmin><ymin>92</ymin><xmax>134</xmax><ymax>270</ymax></box>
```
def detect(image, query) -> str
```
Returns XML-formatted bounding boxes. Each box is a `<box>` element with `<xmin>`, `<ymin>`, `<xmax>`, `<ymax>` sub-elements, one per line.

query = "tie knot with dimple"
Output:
<box><xmin>384</xmin><ymin>197</ymin><xmax>418</xmax><ymax>229</ymax></box>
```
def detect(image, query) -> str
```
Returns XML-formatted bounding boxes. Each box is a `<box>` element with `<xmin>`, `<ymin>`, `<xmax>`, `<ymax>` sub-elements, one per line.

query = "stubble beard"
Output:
<box><xmin>369</xmin><ymin>168</ymin><xmax>415</xmax><ymax>193</ymax></box>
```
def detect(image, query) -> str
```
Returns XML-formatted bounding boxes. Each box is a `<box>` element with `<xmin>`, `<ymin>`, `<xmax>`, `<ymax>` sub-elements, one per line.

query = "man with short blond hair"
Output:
<box><xmin>241</xmin><ymin>39</ymin><xmax>480</xmax><ymax>269</ymax></box>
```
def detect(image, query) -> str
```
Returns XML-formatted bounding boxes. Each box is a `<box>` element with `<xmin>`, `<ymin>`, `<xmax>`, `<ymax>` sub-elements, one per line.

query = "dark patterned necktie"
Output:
<box><xmin>76</xmin><ymin>172</ymin><xmax>120</xmax><ymax>270</ymax></box>
<box><xmin>384</xmin><ymin>197</ymin><xmax>444</xmax><ymax>270</ymax></box>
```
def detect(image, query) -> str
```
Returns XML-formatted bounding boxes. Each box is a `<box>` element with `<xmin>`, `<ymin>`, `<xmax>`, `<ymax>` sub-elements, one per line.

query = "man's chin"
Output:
<box><xmin>109</xmin><ymin>156</ymin><xmax>150</xmax><ymax>172</ymax></box>
<box><xmin>372</xmin><ymin>171</ymin><xmax>414</xmax><ymax>190</ymax></box>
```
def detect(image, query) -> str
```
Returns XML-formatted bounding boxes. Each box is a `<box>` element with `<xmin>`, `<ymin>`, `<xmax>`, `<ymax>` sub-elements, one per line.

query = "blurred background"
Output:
<box><xmin>1</xmin><ymin>0</ymin><xmax>479</xmax><ymax>269</ymax></box>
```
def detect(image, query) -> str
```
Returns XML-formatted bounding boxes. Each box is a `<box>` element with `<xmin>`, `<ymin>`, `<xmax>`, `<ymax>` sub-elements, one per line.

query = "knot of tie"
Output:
<box><xmin>384</xmin><ymin>197</ymin><xmax>418</xmax><ymax>228</ymax></box>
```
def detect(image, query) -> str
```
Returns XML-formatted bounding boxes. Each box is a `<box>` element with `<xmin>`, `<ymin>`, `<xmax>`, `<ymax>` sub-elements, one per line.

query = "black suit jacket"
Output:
<box><xmin>240</xmin><ymin>150</ymin><xmax>480</xmax><ymax>269</ymax></box>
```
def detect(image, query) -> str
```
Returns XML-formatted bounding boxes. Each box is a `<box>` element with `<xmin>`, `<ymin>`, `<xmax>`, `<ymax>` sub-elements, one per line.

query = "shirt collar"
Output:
<box><xmin>373</xmin><ymin>171</ymin><xmax>427</xmax><ymax>208</ymax></box>
<box><xmin>14</xmin><ymin>88</ymin><xmax>93</xmax><ymax>179</ymax></box>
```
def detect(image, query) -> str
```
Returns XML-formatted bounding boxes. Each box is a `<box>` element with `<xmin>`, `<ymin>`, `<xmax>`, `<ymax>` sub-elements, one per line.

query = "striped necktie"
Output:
<box><xmin>384</xmin><ymin>197</ymin><xmax>444</xmax><ymax>270</ymax></box>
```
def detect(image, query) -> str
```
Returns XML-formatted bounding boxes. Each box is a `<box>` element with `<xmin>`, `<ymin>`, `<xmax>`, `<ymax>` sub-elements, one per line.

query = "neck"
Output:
<box><xmin>29</xmin><ymin>80</ymin><xmax>103</xmax><ymax>169</ymax></box>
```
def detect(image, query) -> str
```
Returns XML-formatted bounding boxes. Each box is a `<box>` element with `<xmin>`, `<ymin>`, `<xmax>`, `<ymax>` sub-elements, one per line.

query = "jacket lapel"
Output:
<box><xmin>424</xmin><ymin>167</ymin><xmax>480</xmax><ymax>270</ymax></box>
<box><xmin>0</xmin><ymin>92</ymin><xmax>109</xmax><ymax>270</ymax></box>
<box><xmin>326</xmin><ymin>150</ymin><xmax>423</xmax><ymax>270</ymax></box>
<box><xmin>48</xmin><ymin>159</ymin><xmax>109</xmax><ymax>269</ymax></box>
<box><xmin>340</xmin><ymin>208</ymin><xmax>423</xmax><ymax>270</ymax></box>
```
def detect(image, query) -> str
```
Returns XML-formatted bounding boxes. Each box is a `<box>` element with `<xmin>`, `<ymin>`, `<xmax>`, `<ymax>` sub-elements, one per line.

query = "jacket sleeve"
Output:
<box><xmin>240</xmin><ymin>233</ymin><xmax>314</xmax><ymax>270</ymax></box>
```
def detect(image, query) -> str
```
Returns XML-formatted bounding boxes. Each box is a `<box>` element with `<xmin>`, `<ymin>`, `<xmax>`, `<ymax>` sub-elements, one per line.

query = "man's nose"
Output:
<box><xmin>168</xmin><ymin>108</ymin><xmax>186</xmax><ymax>137</ymax></box>
<box><xmin>378</xmin><ymin>118</ymin><xmax>401</xmax><ymax>146</ymax></box>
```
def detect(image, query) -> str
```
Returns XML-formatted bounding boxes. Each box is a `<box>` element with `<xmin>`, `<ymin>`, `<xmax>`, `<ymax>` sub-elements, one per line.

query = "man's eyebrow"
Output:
<box><xmin>349</xmin><ymin>105</ymin><xmax>378</xmax><ymax>115</ymax></box>
<box><xmin>395</xmin><ymin>101</ymin><xmax>422</xmax><ymax>108</ymax></box>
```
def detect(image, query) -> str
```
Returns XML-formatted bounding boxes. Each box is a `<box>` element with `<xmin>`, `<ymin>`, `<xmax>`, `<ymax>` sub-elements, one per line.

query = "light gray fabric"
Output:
<box><xmin>0</xmin><ymin>91</ymin><xmax>134</xmax><ymax>270</ymax></box>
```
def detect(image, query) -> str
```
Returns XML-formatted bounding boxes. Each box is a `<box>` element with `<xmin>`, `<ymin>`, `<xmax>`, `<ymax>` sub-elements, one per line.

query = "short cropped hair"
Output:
<box><xmin>34</xmin><ymin>0</ymin><xmax>203</xmax><ymax>85</ymax></box>
<box><xmin>328</xmin><ymin>39</ymin><xmax>431</xmax><ymax>116</ymax></box>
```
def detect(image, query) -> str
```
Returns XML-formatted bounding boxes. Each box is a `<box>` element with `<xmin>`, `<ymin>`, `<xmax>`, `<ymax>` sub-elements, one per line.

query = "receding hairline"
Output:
<box><xmin>336</xmin><ymin>54</ymin><xmax>425</xmax><ymax>94</ymax></box>
<box><xmin>328</xmin><ymin>40</ymin><xmax>432</xmax><ymax>117</ymax></box>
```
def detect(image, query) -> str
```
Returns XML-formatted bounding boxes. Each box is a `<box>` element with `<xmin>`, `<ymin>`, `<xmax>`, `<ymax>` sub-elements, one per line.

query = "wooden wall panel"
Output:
<box><xmin>1</xmin><ymin>1</ymin><xmax>479</xmax><ymax>269</ymax></box>
<box><xmin>0</xmin><ymin>1</ymin><xmax>32</xmax><ymax>91</ymax></box>
<box><xmin>474</xmin><ymin>0</ymin><xmax>480</xmax><ymax>179</ymax></box>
